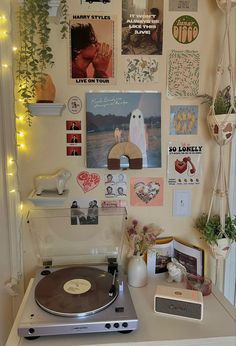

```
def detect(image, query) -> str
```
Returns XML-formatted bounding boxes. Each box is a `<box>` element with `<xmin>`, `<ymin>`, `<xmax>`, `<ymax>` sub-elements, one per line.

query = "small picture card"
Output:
<box><xmin>124</xmin><ymin>57</ymin><xmax>159</xmax><ymax>83</ymax></box>
<box><xmin>170</xmin><ymin>105</ymin><xmax>198</xmax><ymax>135</ymax></box>
<box><xmin>70</xmin><ymin>199</ymin><xmax>99</xmax><ymax>225</ymax></box>
<box><xmin>172</xmin><ymin>16</ymin><xmax>199</xmax><ymax>44</ymax></box>
<box><xmin>67</xmin><ymin>134</ymin><xmax>82</xmax><ymax>144</ymax></box>
<box><xmin>67</xmin><ymin>96</ymin><xmax>82</xmax><ymax>114</ymax></box>
<box><xmin>130</xmin><ymin>177</ymin><xmax>163</xmax><ymax>206</ymax></box>
<box><xmin>104</xmin><ymin>173</ymin><xmax>127</xmax><ymax>198</ymax></box>
<box><xmin>66</xmin><ymin>120</ymin><xmax>81</xmax><ymax>131</ymax></box>
<box><xmin>67</xmin><ymin>146</ymin><xmax>81</xmax><ymax>156</ymax></box>
<box><xmin>169</xmin><ymin>0</ymin><xmax>198</xmax><ymax>12</ymax></box>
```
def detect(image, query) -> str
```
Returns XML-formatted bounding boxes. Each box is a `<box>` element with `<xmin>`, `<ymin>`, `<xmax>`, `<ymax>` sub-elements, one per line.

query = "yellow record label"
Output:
<box><xmin>63</xmin><ymin>279</ymin><xmax>91</xmax><ymax>295</ymax></box>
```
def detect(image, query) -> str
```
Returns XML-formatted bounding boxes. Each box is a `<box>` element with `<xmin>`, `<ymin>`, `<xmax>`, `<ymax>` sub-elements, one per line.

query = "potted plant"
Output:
<box><xmin>16</xmin><ymin>0</ymin><xmax>68</xmax><ymax>124</ymax></box>
<box><xmin>199</xmin><ymin>85</ymin><xmax>236</xmax><ymax>145</ymax></box>
<box><xmin>194</xmin><ymin>213</ymin><xmax>236</xmax><ymax>259</ymax></box>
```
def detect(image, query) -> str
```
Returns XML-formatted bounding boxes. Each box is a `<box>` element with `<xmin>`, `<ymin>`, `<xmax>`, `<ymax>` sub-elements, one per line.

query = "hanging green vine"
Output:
<box><xmin>16</xmin><ymin>0</ymin><xmax>68</xmax><ymax>125</ymax></box>
<box><xmin>60</xmin><ymin>0</ymin><xmax>69</xmax><ymax>39</ymax></box>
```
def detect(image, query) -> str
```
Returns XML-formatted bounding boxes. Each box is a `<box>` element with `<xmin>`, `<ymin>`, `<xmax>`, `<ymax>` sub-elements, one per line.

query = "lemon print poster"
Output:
<box><xmin>172</xmin><ymin>15</ymin><xmax>199</xmax><ymax>44</ymax></box>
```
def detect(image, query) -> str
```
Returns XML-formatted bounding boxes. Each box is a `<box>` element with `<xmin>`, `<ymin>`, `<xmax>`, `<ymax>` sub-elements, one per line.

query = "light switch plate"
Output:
<box><xmin>173</xmin><ymin>190</ymin><xmax>192</xmax><ymax>216</ymax></box>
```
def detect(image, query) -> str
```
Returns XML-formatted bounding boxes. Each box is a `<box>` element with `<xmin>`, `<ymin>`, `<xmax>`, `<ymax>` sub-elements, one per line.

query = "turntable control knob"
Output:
<box><xmin>105</xmin><ymin>323</ymin><xmax>111</xmax><ymax>329</ymax></box>
<box><xmin>114</xmin><ymin>323</ymin><xmax>120</xmax><ymax>328</ymax></box>
<box><xmin>122</xmin><ymin>322</ymin><xmax>128</xmax><ymax>328</ymax></box>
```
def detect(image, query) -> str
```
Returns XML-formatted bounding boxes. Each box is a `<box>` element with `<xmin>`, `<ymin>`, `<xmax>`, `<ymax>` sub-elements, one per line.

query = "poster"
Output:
<box><xmin>167</xmin><ymin>50</ymin><xmax>200</xmax><ymax>97</ymax></box>
<box><xmin>124</xmin><ymin>57</ymin><xmax>159</xmax><ymax>83</ymax></box>
<box><xmin>70</xmin><ymin>15</ymin><xmax>115</xmax><ymax>84</ymax></box>
<box><xmin>130</xmin><ymin>177</ymin><xmax>164</xmax><ymax>206</ymax></box>
<box><xmin>86</xmin><ymin>92</ymin><xmax>162</xmax><ymax>168</ymax></box>
<box><xmin>122</xmin><ymin>0</ymin><xmax>163</xmax><ymax>55</ymax></box>
<box><xmin>168</xmin><ymin>142</ymin><xmax>202</xmax><ymax>185</ymax></box>
<box><xmin>170</xmin><ymin>105</ymin><xmax>198</xmax><ymax>135</ymax></box>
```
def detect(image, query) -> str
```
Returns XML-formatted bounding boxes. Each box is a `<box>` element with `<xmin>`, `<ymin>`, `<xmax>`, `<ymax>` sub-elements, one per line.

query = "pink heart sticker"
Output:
<box><xmin>76</xmin><ymin>171</ymin><xmax>100</xmax><ymax>193</ymax></box>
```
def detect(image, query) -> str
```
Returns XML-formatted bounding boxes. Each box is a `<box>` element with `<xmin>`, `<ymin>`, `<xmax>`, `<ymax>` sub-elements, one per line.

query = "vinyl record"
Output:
<box><xmin>35</xmin><ymin>266</ymin><xmax>118</xmax><ymax>317</ymax></box>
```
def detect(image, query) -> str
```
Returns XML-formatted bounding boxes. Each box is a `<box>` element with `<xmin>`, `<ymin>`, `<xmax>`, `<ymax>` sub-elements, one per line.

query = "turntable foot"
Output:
<box><xmin>118</xmin><ymin>330</ymin><xmax>133</xmax><ymax>334</ymax></box>
<box><xmin>24</xmin><ymin>336</ymin><xmax>40</xmax><ymax>340</ymax></box>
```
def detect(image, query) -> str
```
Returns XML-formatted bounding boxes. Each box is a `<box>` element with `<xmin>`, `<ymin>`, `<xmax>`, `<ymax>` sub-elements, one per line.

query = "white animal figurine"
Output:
<box><xmin>35</xmin><ymin>169</ymin><xmax>71</xmax><ymax>195</ymax></box>
<box><xmin>167</xmin><ymin>258</ymin><xmax>186</xmax><ymax>283</ymax></box>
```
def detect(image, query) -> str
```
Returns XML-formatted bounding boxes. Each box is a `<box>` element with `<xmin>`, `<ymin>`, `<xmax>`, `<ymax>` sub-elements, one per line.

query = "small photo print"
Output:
<box><xmin>170</xmin><ymin>105</ymin><xmax>198</xmax><ymax>135</ymax></box>
<box><xmin>66</xmin><ymin>120</ymin><xmax>81</xmax><ymax>131</ymax></box>
<box><xmin>67</xmin><ymin>134</ymin><xmax>82</xmax><ymax>144</ymax></box>
<box><xmin>101</xmin><ymin>200</ymin><xmax>127</xmax><ymax>208</ymax></box>
<box><xmin>70</xmin><ymin>199</ymin><xmax>99</xmax><ymax>225</ymax></box>
<box><xmin>104</xmin><ymin>173</ymin><xmax>127</xmax><ymax>198</ymax></box>
<box><xmin>67</xmin><ymin>146</ymin><xmax>81</xmax><ymax>156</ymax></box>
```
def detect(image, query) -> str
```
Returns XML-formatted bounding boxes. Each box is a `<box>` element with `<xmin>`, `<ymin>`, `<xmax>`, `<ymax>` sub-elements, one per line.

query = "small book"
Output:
<box><xmin>147</xmin><ymin>237</ymin><xmax>204</xmax><ymax>277</ymax></box>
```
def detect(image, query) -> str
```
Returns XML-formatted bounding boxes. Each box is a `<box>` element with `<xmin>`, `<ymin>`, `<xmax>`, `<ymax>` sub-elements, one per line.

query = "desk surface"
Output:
<box><xmin>6</xmin><ymin>275</ymin><xmax>236</xmax><ymax>346</ymax></box>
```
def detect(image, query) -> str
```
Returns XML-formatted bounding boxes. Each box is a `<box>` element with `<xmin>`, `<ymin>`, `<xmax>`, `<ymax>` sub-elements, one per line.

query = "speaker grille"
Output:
<box><xmin>155</xmin><ymin>297</ymin><xmax>202</xmax><ymax>320</ymax></box>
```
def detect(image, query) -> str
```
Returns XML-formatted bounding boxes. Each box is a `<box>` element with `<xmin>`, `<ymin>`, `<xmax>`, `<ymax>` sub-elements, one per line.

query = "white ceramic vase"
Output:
<box><xmin>127</xmin><ymin>255</ymin><xmax>148</xmax><ymax>288</ymax></box>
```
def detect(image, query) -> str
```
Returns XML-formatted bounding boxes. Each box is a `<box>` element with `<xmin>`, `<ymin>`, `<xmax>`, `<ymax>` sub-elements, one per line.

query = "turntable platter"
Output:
<box><xmin>35</xmin><ymin>266</ymin><xmax>118</xmax><ymax>317</ymax></box>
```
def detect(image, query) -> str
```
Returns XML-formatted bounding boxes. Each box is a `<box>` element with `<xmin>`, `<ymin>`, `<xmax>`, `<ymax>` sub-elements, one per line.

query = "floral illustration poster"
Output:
<box><xmin>86</xmin><ymin>92</ymin><xmax>162</xmax><ymax>168</ymax></box>
<box><xmin>167</xmin><ymin>142</ymin><xmax>202</xmax><ymax>185</ymax></box>
<box><xmin>69</xmin><ymin>15</ymin><xmax>115</xmax><ymax>84</ymax></box>
<box><xmin>124</xmin><ymin>57</ymin><xmax>159</xmax><ymax>83</ymax></box>
<box><xmin>122</xmin><ymin>0</ymin><xmax>163</xmax><ymax>55</ymax></box>
<box><xmin>167</xmin><ymin>50</ymin><xmax>200</xmax><ymax>97</ymax></box>
<box><xmin>130</xmin><ymin>177</ymin><xmax>163</xmax><ymax>206</ymax></box>
<box><xmin>170</xmin><ymin>105</ymin><xmax>198</xmax><ymax>135</ymax></box>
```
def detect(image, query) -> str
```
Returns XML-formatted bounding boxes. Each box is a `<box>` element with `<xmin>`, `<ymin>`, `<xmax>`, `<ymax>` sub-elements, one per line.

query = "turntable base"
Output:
<box><xmin>17</xmin><ymin>265</ymin><xmax>138</xmax><ymax>338</ymax></box>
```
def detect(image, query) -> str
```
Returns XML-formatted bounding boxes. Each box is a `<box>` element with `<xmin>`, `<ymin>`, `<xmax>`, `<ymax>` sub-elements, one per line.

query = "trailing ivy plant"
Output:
<box><xmin>16</xmin><ymin>0</ymin><xmax>68</xmax><ymax>125</ymax></box>
<box><xmin>60</xmin><ymin>0</ymin><xmax>69</xmax><ymax>39</ymax></box>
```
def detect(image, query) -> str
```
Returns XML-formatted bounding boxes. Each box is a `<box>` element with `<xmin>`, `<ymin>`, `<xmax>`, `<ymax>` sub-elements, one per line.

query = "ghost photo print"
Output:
<box><xmin>86</xmin><ymin>92</ymin><xmax>162</xmax><ymax>168</ymax></box>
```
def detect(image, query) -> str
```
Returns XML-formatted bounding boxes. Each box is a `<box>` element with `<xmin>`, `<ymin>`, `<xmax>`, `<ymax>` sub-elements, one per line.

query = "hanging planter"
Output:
<box><xmin>216</xmin><ymin>0</ymin><xmax>236</xmax><ymax>11</ymax></box>
<box><xmin>210</xmin><ymin>238</ymin><xmax>232</xmax><ymax>260</ymax></box>
<box><xmin>207</xmin><ymin>112</ymin><xmax>236</xmax><ymax>146</ymax></box>
<box><xmin>194</xmin><ymin>213</ymin><xmax>236</xmax><ymax>260</ymax></box>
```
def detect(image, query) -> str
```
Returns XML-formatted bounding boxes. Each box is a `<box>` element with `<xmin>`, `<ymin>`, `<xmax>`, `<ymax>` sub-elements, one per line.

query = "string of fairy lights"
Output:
<box><xmin>0</xmin><ymin>12</ymin><xmax>27</xmax><ymax>153</ymax></box>
<box><xmin>0</xmin><ymin>9</ymin><xmax>25</xmax><ymax>214</ymax></box>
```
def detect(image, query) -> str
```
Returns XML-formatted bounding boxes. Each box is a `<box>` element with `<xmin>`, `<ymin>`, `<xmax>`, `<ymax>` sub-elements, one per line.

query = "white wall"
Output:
<box><xmin>13</xmin><ymin>1</ymin><xmax>231</xmax><ymax>287</ymax></box>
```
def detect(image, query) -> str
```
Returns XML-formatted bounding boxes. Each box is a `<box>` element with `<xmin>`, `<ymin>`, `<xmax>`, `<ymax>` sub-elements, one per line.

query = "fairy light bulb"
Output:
<box><xmin>17</xmin><ymin>131</ymin><xmax>24</xmax><ymax>137</ymax></box>
<box><xmin>16</xmin><ymin>115</ymin><xmax>24</xmax><ymax>121</ymax></box>
<box><xmin>0</xmin><ymin>15</ymin><xmax>7</xmax><ymax>24</ymax></box>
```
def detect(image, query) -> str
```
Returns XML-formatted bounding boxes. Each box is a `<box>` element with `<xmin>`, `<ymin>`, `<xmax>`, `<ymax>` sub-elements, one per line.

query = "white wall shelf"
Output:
<box><xmin>28</xmin><ymin>190</ymin><xmax>69</xmax><ymax>206</ymax></box>
<box><xmin>27</xmin><ymin>103</ymin><xmax>65</xmax><ymax>117</ymax></box>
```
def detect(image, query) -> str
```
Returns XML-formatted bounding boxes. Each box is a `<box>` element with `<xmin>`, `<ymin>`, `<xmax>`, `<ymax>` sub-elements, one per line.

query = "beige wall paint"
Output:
<box><xmin>14</xmin><ymin>0</ymin><xmax>232</xmax><ymax>286</ymax></box>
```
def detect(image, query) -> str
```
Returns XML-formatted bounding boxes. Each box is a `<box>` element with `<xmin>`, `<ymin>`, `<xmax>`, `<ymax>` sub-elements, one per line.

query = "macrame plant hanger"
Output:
<box><xmin>206</xmin><ymin>0</ymin><xmax>236</xmax><ymax>291</ymax></box>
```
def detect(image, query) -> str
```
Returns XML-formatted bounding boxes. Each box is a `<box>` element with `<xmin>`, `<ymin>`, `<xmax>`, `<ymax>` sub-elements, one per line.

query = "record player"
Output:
<box><xmin>18</xmin><ymin>207</ymin><xmax>138</xmax><ymax>339</ymax></box>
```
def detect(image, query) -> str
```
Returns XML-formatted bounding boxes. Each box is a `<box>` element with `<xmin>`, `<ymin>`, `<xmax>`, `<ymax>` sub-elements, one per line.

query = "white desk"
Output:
<box><xmin>6</xmin><ymin>276</ymin><xmax>236</xmax><ymax>346</ymax></box>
